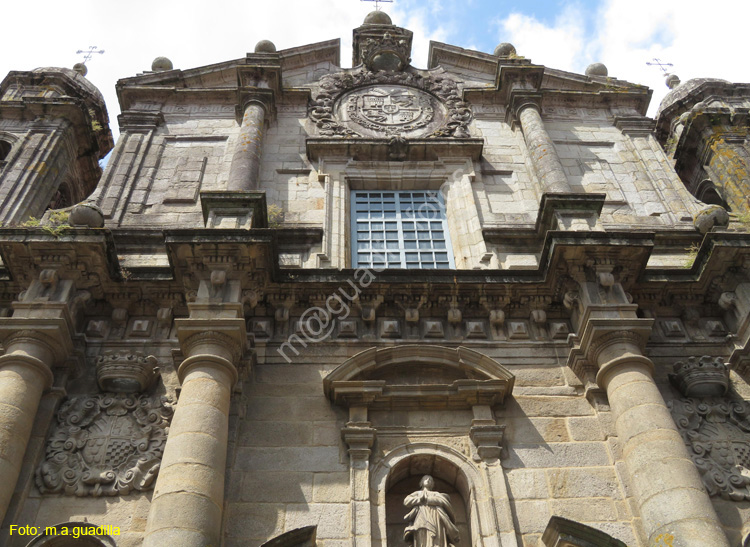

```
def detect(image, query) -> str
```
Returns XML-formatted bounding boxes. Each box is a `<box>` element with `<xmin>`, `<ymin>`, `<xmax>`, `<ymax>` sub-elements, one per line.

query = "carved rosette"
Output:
<box><xmin>309</xmin><ymin>68</ymin><xmax>472</xmax><ymax>139</ymax></box>
<box><xmin>35</xmin><ymin>393</ymin><xmax>173</xmax><ymax>497</ymax></box>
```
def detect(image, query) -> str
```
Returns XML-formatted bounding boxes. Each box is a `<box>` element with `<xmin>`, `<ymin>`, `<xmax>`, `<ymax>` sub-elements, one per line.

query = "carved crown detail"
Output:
<box><xmin>360</xmin><ymin>31</ymin><xmax>412</xmax><ymax>72</ymax></box>
<box><xmin>669</xmin><ymin>355</ymin><xmax>729</xmax><ymax>398</ymax></box>
<box><xmin>96</xmin><ymin>351</ymin><xmax>159</xmax><ymax>393</ymax></box>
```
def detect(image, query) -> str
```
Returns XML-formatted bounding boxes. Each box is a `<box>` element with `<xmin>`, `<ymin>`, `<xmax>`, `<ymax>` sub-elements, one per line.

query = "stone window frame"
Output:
<box><xmin>350</xmin><ymin>190</ymin><xmax>455</xmax><ymax>270</ymax></box>
<box><xmin>342</xmin><ymin>158</ymin><xmax>489</xmax><ymax>270</ymax></box>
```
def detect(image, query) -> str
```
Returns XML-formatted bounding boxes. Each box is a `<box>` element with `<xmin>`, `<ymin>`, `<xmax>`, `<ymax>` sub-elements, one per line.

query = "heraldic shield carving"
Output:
<box><xmin>669</xmin><ymin>398</ymin><xmax>750</xmax><ymax>500</ymax></box>
<box><xmin>339</xmin><ymin>85</ymin><xmax>442</xmax><ymax>138</ymax></box>
<box><xmin>309</xmin><ymin>68</ymin><xmax>472</xmax><ymax>139</ymax></box>
<box><xmin>668</xmin><ymin>356</ymin><xmax>750</xmax><ymax>501</ymax></box>
<box><xmin>36</xmin><ymin>393</ymin><xmax>173</xmax><ymax>497</ymax></box>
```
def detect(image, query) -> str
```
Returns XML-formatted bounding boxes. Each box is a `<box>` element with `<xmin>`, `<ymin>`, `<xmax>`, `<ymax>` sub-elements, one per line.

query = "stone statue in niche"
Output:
<box><xmin>404</xmin><ymin>475</ymin><xmax>460</xmax><ymax>547</ymax></box>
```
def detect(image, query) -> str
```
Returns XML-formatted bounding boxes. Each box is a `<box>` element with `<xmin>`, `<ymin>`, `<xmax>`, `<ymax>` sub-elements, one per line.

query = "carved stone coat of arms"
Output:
<box><xmin>36</xmin><ymin>393</ymin><xmax>173</xmax><ymax>497</ymax></box>
<box><xmin>343</xmin><ymin>86</ymin><xmax>437</xmax><ymax>137</ymax></box>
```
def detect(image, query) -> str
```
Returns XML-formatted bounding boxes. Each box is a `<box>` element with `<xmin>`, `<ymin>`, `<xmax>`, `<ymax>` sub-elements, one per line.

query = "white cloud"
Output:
<box><xmin>499</xmin><ymin>5</ymin><xmax>589</xmax><ymax>73</ymax></box>
<box><xmin>497</xmin><ymin>0</ymin><xmax>750</xmax><ymax>116</ymax></box>
<box><xmin>0</xmin><ymin>0</ymin><xmax>450</xmax><ymax>143</ymax></box>
<box><xmin>4</xmin><ymin>0</ymin><xmax>749</xmax><ymax>144</ymax></box>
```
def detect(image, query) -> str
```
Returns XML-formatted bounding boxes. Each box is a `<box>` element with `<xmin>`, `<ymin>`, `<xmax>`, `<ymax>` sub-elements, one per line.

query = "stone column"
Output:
<box><xmin>227</xmin><ymin>99</ymin><xmax>268</xmax><ymax>192</ymax></box>
<box><xmin>516</xmin><ymin>103</ymin><xmax>570</xmax><ymax>194</ymax></box>
<box><xmin>0</xmin><ymin>333</ymin><xmax>55</xmax><ymax>520</ymax></box>
<box><xmin>589</xmin><ymin>332</ymin><xmax>728</xmax><ymax>546</ymax></box>
<box><xmin>0</xmin><ymin>270</ymin><xmax>76</xmax><ymax>522</ymax></box>
<box><xmin>143</xmin><ymin>273</ymin><xmax>246</xmax><ymax>547</ymax></box>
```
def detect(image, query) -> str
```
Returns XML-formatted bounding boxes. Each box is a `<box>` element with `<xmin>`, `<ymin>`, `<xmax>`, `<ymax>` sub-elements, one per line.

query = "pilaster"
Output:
<box><xmin>341</xmin><ymin>409</ymin><xmax>376</xmax><ymax>547</ymax></box>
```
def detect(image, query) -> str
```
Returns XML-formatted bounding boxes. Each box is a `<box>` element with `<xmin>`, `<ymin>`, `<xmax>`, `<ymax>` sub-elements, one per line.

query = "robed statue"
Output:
<box><xmin>403</xmin><ymin>475</ymin><xmax>460</xmax><ymax>547</ymax></box>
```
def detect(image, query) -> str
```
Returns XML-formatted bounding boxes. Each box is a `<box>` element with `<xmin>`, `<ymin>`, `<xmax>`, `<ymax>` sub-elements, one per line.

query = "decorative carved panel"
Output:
<box><xmin>669</xmin><ymin>398</ymin><xmax>750</xmax><ymax>500</ymax></box>
<box><xmin>309</xmin><ymin>68</ymin><xmax>472</xmax><ymax>139</ymax></box>
<box><xmin>36</xmin><ymin>393</ymin><xmax>173</xmax><ymax>497</ymax></box>
<box><xmin>336</xmin><ymin>85</ymin><xmax>444</xmax><ymax>138</ymax></box>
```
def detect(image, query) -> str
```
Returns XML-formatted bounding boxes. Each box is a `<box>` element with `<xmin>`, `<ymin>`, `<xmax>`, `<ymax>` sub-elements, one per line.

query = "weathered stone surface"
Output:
<box><xmin>2</xmin><ymin>9</ymin><xmax>749</xmax><ymax>547</ymax></box>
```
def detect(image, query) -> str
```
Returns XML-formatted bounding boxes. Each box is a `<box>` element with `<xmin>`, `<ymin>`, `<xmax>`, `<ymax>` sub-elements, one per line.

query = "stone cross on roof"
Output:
<box><xmin>646</xmin><ymin>57</ymin><xmax>674</xmax><ymax>76</ymax></box>
<box><xmin>76</xmin><ymin>46</ymin><xmax>105</xmax><ymax>64</ymax></box>
<box><xmin>361</xmin><ymin>0</ymin><xmax>393</xmax><ymax>11</ymax></box>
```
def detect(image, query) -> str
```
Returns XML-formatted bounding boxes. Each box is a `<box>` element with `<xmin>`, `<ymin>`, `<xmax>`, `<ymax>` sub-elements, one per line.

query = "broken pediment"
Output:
<box><xmin>323</xmin><ymin>345</ymin><xmax>514</xmax><ymax>410</ymax></box>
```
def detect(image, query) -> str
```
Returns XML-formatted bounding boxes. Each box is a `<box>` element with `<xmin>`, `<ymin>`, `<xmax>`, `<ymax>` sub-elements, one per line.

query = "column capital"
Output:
<box><xmin>341</xmin><ymin>422</ymin><xmax>376</xmax><ymax>463</ymax></box>
<box><xmin>505</xmin><ymin>92</ymin><xmax>542</xmax><ymax>126</ymax></box>
<box><xmin>566</xmin><ymin>317</ymin><xmax>654</xmax><ymax>382</ymax></box>
<box><xmin>175</xmin><ymin>318</ymin><xmax>247</xmax><ymax>375</ymax></box>
<box><xmin>236</xmin><ymin>89</ymin><xmax>275</xmax><ymax>121</ymax></box>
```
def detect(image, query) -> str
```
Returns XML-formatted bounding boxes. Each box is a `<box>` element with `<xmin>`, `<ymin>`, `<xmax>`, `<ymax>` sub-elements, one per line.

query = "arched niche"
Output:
<box><xmin>260</xmin><ymin>525</ymin><xmax>317</xmax><ymax>547</ymax></box>
<box><xmin>696</xmin><ymin>179</ymin><xmax>729</xmax><ymax>210</ymax></box>
<box><xmin>0</xmin><ymin>139</ymin><xmax>11</xmax><ymax>162</ymax></box>
<box><xmin>325</xmin><ymin>347</ymin><xmax>516</xmax><ymax>547</ymax></box>
<box><xmin>324</xmin><ymin>345</ymin><xmax>515</xmax><ymax>409</ymax></box>
<box><xmin>372</xmin><ymin>443</ymin><xmax>514</xmax><ymax>547</ymax></box>
<box><xmin>25</xmin><ymin>522</ymin><xmax>117</xmax><ymax>547</ymax></box>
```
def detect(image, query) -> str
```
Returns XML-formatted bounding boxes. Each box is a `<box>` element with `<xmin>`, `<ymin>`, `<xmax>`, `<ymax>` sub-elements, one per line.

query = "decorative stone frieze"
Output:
<box><xmin>36</xmin><ymin>393</ymin><xmax>173</xmax><ymax>497</ymax></box>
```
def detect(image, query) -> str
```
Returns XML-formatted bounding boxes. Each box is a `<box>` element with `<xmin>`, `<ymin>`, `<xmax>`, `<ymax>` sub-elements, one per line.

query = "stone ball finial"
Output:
<box><xmin>586</xmin><ymin>62</ymin><xmax>608</xmax><ymax>77</ymax></box>
<box><xmin>254</xmin><ymin>40</ymin><xmax>277</xmax><ymax>53</ymax></box>
<box><xmin>666</xmin><ymin>74</ymin><xmax>681</xmax><ymax>89</ymax></box>
<box><xmin>151</xmin><ymin>56</ymin><xmax>173</xmax><ymax>72</ymax></box>
<box><xmin>364</xmin><ymin>10</ymin><xmax>392</xmax><ymax>25</ymax></box>
<box><xmin>72</xmin><ymin>63</ymin><xmax>88</xmax><ymax>77</ymax></box>
<box><xmin>70</xmin><ymin>202</ymin><xmax>105</xmax><ymax>228</ymax></box>
<box><xmin>493</xmin><ymin>43</ymin><xmax>516</xmax><ymax>57</ymax></box>
<box><xmin>693</xmin><ymin>204</ymin><xmax>729</xmax><ymax>234</ymax></box>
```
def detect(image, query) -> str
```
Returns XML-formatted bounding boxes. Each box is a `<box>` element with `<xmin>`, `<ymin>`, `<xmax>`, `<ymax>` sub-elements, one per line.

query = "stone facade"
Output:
<box><xmin>0</xmin><ymin>11</ymin><xmax>749</xmax><ymax>547</ymax></box>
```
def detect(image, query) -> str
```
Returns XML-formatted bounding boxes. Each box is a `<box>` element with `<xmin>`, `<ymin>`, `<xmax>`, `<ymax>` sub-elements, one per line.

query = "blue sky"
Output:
<box><xmin>1</xmin><ymin>0</ymin><xmax>747</xmax><ymax>144</ymax></box>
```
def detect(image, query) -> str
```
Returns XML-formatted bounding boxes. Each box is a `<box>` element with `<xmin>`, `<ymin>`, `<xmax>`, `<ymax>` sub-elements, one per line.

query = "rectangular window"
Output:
<box><xmin>351</xmin><ymin>191</ymin><xmax>455</xmax><ymax>269</ymax></box>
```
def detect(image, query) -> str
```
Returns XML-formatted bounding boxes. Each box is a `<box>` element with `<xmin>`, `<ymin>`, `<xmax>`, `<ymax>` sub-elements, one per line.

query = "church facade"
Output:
<box><xmin>1</xmin><ymin>11</ymin><xmax>750</xmax><ymax>547</ymax></box>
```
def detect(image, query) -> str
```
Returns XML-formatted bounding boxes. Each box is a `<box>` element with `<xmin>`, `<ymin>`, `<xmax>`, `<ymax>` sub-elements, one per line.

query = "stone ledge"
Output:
<box><xmin>306</xmin><ymin>137</ymin><xmax>484</xmax><ymax>162</ymax></box>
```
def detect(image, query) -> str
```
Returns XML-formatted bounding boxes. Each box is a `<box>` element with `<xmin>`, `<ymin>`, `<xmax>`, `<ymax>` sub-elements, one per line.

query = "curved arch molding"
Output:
<box><xmin>323</xmin><ymin>345</ymin><xmax>515</xmax><ymax>409</ymax></box>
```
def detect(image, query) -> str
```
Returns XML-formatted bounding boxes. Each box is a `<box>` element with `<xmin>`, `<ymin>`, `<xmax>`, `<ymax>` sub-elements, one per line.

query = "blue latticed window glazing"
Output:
<box><xmin>351</xmin><ymin>191</ymin><xmax>455</xmax><ymax>269</ymax></box>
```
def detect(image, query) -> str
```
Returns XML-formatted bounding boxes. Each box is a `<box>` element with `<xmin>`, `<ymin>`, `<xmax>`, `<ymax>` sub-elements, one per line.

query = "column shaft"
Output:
<box><xmin>518</xmin><ymin>105</ymin><xmax>570</xmax><ymax>193</ymax></box>
<box><xmin>598</xmin><ymin>352</ymin><xmax>729</xmax><ymax>546</ymax></box>
<box><xmin>0</xmin><ymin>354</ymin><xmax>51</xmax><ymax>520</ymax></box>
<box><xmin>142</xmin><ymin>356</ymin><xmax>234</xmax><ymax>547</ymax></box>
<box><xmin>227</xmin><ymin>101</ymin><xmax>266</xmax><ymax>192</ymax></box>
